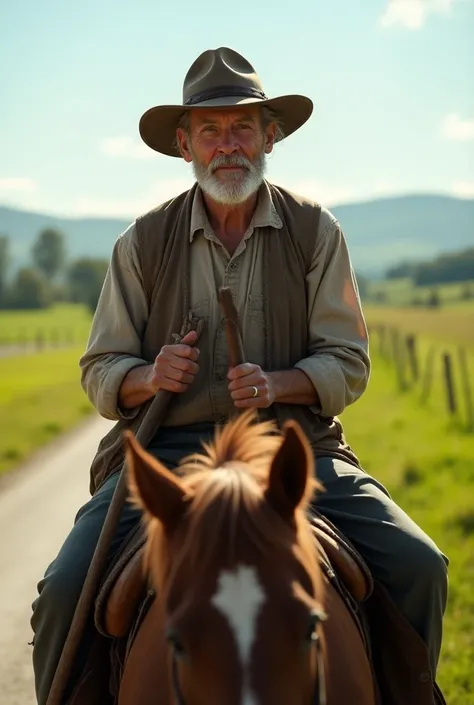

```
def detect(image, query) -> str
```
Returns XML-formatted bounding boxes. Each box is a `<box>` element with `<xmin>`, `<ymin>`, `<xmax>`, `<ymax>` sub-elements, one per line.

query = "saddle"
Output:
<box><xmin>87</xmin><ymin>514</ymin><xmax>446</xmax><ymax>705</ymax></box>
<box><xmin>95</xmin><ymin>511</ymin><xmax>374</xmax><ymax>641</ymax></box>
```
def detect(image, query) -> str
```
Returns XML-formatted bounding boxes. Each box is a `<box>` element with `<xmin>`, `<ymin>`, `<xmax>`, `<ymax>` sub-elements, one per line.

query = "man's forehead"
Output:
<box><xmin>190</xmin><ymin>106</ymin><xmax>261</xmax><ymax>125</ymax></box>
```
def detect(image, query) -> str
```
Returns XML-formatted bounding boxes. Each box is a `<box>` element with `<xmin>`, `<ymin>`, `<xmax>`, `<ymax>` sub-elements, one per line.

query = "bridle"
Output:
<box><xmin>170</xmin><ymin>610</ymin><xmax>327</xmax><ymax>705</ymax></box>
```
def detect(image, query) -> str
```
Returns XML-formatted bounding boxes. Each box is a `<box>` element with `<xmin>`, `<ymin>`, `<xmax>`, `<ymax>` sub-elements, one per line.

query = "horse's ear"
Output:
<box><xmin>124</xmin><ymin>431</ymin><xmax>190</xmax><ymax>529</ymax></box>
<box><xmin>264</xmin><ymin>421</ymin><xmax>314</xmax><ymax>522</ymax></box>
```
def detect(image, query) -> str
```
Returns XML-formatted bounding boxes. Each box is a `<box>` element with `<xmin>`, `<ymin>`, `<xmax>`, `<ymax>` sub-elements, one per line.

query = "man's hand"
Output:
<box><xmin>227</xmin><ymin>363</ymin><xmax>275</xmax><ymax>408</ymax></box>
<box><xmin>149</xmin><ymin>330</ymin><xmax>200</xmax><ymax>394</ymax></box>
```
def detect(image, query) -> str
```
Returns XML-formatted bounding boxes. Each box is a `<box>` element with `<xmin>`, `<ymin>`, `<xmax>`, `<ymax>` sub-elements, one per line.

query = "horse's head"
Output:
<box><xmin>124</xmin><ymin>412</ymin><xmax>325</xmax><ymax>705</ymax></box>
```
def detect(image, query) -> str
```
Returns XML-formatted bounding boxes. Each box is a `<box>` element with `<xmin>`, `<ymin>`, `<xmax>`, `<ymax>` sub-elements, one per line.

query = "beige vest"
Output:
<box><xmin>88</xmin><ymin>182</ymin><xmax>360</xmax><ymax>494</ymax></box>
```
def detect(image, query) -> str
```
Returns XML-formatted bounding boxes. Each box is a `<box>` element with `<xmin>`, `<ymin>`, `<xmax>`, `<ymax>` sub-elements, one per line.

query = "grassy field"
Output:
<box><xmin>0</xmin><ymin>347</ymin><xmax>93</xmax><ymax>475</ymax></box>
<box><xmin>0</xmin><ymin>303</ymin><xmax>92</xmax><ymax>346</ymax></box>
<box><xmin>366</xmin><ymin>277</ymin><xmax>474</xmax><ymax>308</ymax></box>
<box><xmin>341</xmin><ymin>349</ymin><xmax>474</xmax><ymax>704</ymax></box>
<box><xmin>364</xmin><ymin>302</ymin><xmax>474</xmax><ymax>349</ymax></box>
<box><xmin>343</xmin><ymin>299</ymin><xmax>474</xmax><ymax>703</ymax></box>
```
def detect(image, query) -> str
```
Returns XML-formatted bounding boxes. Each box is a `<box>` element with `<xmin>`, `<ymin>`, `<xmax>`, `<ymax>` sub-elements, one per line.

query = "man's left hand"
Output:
<box><xmin>227</xmin><ymin>363</ymin><xmax>275</xmax><ymax>408</ymax></box>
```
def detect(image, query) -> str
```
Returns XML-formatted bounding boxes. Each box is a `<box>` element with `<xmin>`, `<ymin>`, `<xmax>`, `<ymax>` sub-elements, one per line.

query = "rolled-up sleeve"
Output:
<box><xmin>294</xmin><ymin>208</ymin><xmax>371</xmax><ymax>416</ymax></box>
<box><xmin>79</xmin><ymin>223</ymin><xmax>150</xmax><ymax>421</ymax></box>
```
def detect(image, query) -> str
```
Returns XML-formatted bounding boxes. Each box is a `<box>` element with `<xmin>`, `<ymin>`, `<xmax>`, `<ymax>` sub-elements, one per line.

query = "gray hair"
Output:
<box><xmin>174</xmin><ymin>105</ymin><xmax>284</xmax><ymax>155</ymax></box>
<box><xmin>261</xmin><ymin>105</ymin><xmax>285</xmax><ymax>142</ymax></box>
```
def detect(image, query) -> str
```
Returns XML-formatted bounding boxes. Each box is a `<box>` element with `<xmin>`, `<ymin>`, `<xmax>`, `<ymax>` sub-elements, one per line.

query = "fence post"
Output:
<box><xmin>442</xmin><ymin>352</ymin><xmax>457</xmax><ymax>416</ymax></box>
<box><xmin>405</xmin><ymin>334</ymin><xmax>419</xmax><ymax>383</ymax></box>
<box><xmin>458</xmin><ymin>347</ymin><xmax>474</xmax><ymax>431</ymax></box>
<box><xmin>391</xmin><ymin>327</ymin><xmax>407</xmax><ymax>391</ymax></box>
<box><xmin>420</xmin><ymin>345</ymin><xmax>436</xmax><ymax>405</ymax></box>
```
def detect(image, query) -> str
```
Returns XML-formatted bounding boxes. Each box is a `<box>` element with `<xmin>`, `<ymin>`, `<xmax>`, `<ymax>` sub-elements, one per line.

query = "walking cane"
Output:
<box><xmin>45</xmin><ymin>286</ymin><xmax>244</xmax><ymax>705</ymax></box>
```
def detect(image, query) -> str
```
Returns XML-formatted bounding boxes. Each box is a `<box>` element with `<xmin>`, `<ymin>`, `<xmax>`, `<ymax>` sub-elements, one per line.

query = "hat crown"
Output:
<box><xmin>182</xmin><ymin>47</ymin><xmax>265</xmax><ymax>105</ymax></box>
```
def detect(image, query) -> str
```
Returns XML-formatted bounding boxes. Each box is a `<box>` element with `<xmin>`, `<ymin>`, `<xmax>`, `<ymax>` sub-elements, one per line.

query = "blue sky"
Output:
<box><xmin>1</xmin><ymin>0</ymin><xmax>473</xmax><ymax>219</ymax></box>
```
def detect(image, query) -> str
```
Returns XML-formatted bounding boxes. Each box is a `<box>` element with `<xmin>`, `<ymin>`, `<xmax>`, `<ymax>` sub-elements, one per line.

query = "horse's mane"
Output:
<box><xmin>143</xmin><ymin>411</ymin><xmax>322</xmax><ymax>598</ymax></box>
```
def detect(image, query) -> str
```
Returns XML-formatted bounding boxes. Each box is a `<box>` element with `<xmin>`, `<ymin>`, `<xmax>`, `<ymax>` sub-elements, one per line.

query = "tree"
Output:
<box><xmin>31</xmin><ymin>227</ymin><xmax>66</xmax><ymax>279</ymax></box>
<box><xmin>9</xmin><ymin>268</ymin><xmax>52</xmax><ymax>309</ymax></box>
<box><xmin>386</xmin><ymin>261</ymin><xmax>418</xmax><ymax>280</ymax></box>
<box><xmin>426</xmin><ymin>288</ymin><xmax>440</xmax><ymax>309</ymax></box>
<box><xmin>413</xmin><ymin>246</ymin><xmax>474</xmax><ymax>286</ymax></box>
<box><xmin>0</xmin><ymin>235</ymin><xmax>9</xmax><ymax>305</ymax></box>
<box><xmin>68</xmin><ymin>258</ymin><xmax>109</xmax><ymax>312</ymax></box>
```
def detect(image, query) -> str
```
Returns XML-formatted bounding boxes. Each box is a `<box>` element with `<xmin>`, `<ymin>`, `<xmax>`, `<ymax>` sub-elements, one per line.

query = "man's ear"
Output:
<box><xmin>264</xmin><ymin>122</ymin><xmax>277</xmax><ymax>154</ymax></box>
<box><xmin>176</xmin><ymin>128</ymin><xmax>193</xmax><ymax>163</ymax></box>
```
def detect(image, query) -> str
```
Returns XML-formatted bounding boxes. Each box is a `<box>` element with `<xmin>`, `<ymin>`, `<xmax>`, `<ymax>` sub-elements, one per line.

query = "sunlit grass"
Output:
<box><xmin>0</xmin><ymin>348</ymin><xmax>93</xmax><ymax>475</ymax></box>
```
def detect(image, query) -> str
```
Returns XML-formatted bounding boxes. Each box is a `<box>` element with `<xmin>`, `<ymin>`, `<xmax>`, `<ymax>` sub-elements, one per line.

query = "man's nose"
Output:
<box><xmin>217</xmin><ymin>128</ymin><xmax>240</xmax><ymax>155</ymax></box>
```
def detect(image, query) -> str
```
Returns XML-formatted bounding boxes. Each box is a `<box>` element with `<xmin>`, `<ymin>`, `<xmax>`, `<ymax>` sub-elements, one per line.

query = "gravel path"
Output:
<box><xmin>0</xmin><ymin>415</ymin><xmax>114</xmax><ymax>704</ymax></box>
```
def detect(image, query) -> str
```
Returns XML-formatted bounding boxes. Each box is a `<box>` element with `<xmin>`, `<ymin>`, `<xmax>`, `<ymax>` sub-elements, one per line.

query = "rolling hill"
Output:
<box><xmin>1</xmin><ymin>193</ymin><xmax>473</xmax><ymax>276</ymax></box>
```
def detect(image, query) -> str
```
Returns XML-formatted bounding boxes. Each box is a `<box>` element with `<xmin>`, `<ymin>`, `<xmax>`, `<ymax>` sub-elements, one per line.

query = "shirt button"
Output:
<box><xmin>216</xmin><ymin>373</ymin><xmax>225</xmax><ymax>382</ymax></box>
<box><xmin>229</xmin><ymin>262</ymin><xmax>238</xmax><ymax>272</ymax></box>
<box><xmin>419</xmin><ymin>671</ymin><xmax>430</xmax><ymax>683</ymax></box>
<box><xmin>217</xmin><ymin>415</ymin><xmax>227</xmax><ymax>425</ymax></box>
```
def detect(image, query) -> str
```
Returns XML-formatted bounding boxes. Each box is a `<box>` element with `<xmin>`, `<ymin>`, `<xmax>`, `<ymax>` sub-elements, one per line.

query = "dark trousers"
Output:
<box><xmin>31</xmin><ymin>424</ymin><xmax>448</xmax><ymax>705</ymax></box>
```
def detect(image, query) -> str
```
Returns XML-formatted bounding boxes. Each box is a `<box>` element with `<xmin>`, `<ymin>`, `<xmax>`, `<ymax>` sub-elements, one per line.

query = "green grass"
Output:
<box><xmin>0</xmin><ymin>303</ymin><xmax>92</xmax><ymax>346</ymax></box>
<box><xmin>364</xmin><ymin>302</ymin><xmax>474</xmax><ymax>350</ymax></box>
<box><xmin>0</xmin><ymin>347</ymin><xmax>93</xmax><ymax>475</ymax></box>
<box><xmin>344</xmin><ymin>309</ymin><xmax>474</xmax><ymax>702</ymax></box>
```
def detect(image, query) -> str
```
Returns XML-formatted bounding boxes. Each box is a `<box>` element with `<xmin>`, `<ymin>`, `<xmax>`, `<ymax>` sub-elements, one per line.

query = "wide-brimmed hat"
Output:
<box><xmin>139</xmin><ymin>47</ymin><xmax>313</xmax><ymax>158</ymax></box>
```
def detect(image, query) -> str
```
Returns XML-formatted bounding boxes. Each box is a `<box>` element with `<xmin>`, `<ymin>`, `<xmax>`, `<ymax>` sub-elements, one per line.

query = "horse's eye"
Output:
<box><xmin>166</xmin><ymin>630</ymin><xmax>186</xmax><ymax>657</ymax></box>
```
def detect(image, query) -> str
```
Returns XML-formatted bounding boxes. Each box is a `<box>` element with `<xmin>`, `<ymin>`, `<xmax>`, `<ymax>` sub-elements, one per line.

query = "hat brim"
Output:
<box><xmin>139</xmin><ymin>94</ymin><xmax>313</xmax><ymax>158</ymax></box>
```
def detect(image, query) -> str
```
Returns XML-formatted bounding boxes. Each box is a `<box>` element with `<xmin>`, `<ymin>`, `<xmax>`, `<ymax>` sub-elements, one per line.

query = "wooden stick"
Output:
<box><xmin>47</xmin><ymin>297</ymin><xmax>245</xmax><ymax>704</ymax></box>
<box><xmin>219</xmin><ymin>286</ymin><xmax>246</xmax><ymax>367</ymax></box>
<box><xmin>46</xmin><ymin>349</ymin><xmax>191</xmax><ymax>705</ymax></box>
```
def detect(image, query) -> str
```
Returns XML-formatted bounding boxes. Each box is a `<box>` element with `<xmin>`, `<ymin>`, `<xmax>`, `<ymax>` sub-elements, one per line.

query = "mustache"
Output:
<box><xmin>209</xmin><ymin>154</ymin><xmax>252</xmax><ymax>173</ymax></box>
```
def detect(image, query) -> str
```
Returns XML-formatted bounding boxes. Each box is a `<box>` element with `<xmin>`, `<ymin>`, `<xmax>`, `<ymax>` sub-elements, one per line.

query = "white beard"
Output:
<box><xmin>190</xmin><ymin>150</ymin><xmax>267</xmax><ymax>205</ymax></box>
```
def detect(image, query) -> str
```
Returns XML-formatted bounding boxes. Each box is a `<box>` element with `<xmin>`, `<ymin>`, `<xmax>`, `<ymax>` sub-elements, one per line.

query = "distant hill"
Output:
<box><xmin>1</xmin><ymin>193</ymin><xmax>473</xmax><ymax>276</ymax></box>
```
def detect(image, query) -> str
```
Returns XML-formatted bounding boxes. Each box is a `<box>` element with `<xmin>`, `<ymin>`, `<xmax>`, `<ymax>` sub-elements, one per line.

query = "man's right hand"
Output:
<box><xmin>148</xmin><ymin>330</ymin><xmax>200</xmax><ymax>394</ymax></box>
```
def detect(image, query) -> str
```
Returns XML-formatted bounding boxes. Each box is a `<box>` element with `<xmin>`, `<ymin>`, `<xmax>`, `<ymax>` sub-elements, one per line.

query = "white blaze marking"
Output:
<box><xmin>211</xmin><ymin>565</ymin><xmax>265</xmax><ymax>704</ymax></box>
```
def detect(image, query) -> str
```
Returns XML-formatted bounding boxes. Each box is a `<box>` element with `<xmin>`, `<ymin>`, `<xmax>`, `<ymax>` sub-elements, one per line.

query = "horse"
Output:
<box><xmin>115</xmin><ymin>410</ymin><xmax>376</xmax><ymax>705</ymax></box>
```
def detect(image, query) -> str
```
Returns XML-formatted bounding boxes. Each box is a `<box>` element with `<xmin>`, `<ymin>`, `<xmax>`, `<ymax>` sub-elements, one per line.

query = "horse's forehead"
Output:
<box><xmin>212</xmin><ymin>565</ymin><xmax>266</xmax><ymax>650</ymax></box>
<box><xmin>211</xmin><ymin>565</ymin><xmax>265</xmax><ymax>702</ymax></box>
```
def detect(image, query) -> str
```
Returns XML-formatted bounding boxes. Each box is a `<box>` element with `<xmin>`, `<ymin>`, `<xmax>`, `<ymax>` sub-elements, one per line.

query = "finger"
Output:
<box><xmin>230</xmin><ymin>384</ymin><xmax>262</xmax><ymax>401</ymax></box>
<box><xmin>227</xmin><ymin>363</ymin><xmax>257</xmax><ymax>381</ymax></box>
<box><xmin>181</xmin><ymin>330</ymin><xmax>198</xmax><ymax>345</ymax></box>
<box><xmin>167</xmin><ymin>357</ymin><xmax>200</xmax><ymax>375</ymax></box>
<box><xmin>164</xmin><ymin>344</ymin><xmax>200</xmax><ymax>361</ymax></box>
<box><xmin>228</xmin><ymin>373</ymin><xmax>261</xmax><ymax>392</ymax></box>
<box><xmin>152</xmin><ymin>370</ymin><xmax>195</xmax><ymax>392</ymax></box>
<box><xmin>164</xmin><ymin>368</ymin><xmax>195</xmax><ymax>385</ymax></box>
<box><xmin>158</xmin><ymin>378</ymin><xmax>189</xmax><ymax>394</ymax></box>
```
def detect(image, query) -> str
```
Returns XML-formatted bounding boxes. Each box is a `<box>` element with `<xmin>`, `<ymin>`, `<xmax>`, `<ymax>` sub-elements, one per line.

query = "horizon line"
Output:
<box><xmin>0</xmin><ymin>188</ymin><xmax>473</xmax><ymax>221</ymax></box>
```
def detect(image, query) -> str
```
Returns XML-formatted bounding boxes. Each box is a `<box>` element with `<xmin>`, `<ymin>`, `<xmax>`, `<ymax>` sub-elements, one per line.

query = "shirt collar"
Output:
<box><xmin>189</xmin><ymin>180</ymin><xmax>283</xmax><ymax>242</ymax></box>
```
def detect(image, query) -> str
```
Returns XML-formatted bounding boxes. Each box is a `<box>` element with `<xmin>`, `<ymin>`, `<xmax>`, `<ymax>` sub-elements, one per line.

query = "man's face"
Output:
<box><xmin>176</xmin><ymin>106</ymin><xmax>276</xmax><ymax>205</ymax></box>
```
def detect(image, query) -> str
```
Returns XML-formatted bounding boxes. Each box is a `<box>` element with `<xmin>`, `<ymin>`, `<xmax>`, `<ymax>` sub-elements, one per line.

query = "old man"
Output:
<box><xmin>31</xmin><ymin>47</ymin><xmax>448</xmax><ymax>704</ymax></box>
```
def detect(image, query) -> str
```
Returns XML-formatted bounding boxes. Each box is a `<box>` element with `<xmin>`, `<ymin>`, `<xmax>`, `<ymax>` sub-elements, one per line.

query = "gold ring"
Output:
<box><xmin>251</xmin><ymin>386</ymin><xmax>259</xmax><ymax>398</ymax></box>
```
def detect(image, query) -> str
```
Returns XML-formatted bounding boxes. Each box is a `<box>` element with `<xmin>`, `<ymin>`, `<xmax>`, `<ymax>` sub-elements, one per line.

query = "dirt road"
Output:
<box><xmin>0</xmin><ymin>415</ymin><xmax>114</xmax><ymax>705</ymax></box>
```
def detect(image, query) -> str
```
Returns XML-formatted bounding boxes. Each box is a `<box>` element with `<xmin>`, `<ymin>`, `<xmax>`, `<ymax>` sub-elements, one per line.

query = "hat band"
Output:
<box><xmin>184</xmin><ymin>85</ymin><xmax>268</xmax><ymax>107</ymax></box>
